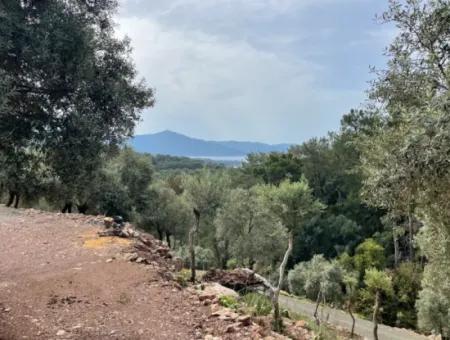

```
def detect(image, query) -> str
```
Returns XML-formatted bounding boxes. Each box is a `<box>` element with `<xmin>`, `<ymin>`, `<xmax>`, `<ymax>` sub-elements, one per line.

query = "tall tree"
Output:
<box><xmin>360</xmin><ymin>1</ymin><xmax>450</xmax><ymax>337</ymax></box>
<box><xmin>215</xmin><ymin>187</ymin><xmax>287</xmax><ymax>270</ymax></box>
<box><xmin>183</xmin><ymin>169</ymin><xmax>230</xmax><ymax>281</ymax></box>
<box><xmin>364</xmin><ymin>268</ymin><xmax>393</xmax><ymax>340</ymax></box>
<box><xmin>0</xmin><ymin>0</ymin><xmax>154</xmax><ymax>206</ymax></box>
<box><xmin>260</xmin><ymin>179</ymin><xmax>323</xmax><ymax>331</ymax></box>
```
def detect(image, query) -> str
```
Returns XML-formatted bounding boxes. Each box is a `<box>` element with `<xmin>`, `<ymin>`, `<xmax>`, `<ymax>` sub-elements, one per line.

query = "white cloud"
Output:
<box><xmin>115</xmin><ymin>0</ymin><xmax>381</xmax><ymax>143</ymax></box>
<box><xmin>117</xmin><ymin>17</ymin><xmax>331</xmax><ymax>142</ymax></box>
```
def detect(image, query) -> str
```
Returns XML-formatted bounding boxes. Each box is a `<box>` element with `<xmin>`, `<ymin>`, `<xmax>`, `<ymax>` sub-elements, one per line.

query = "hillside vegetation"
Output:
<box><xmin>130</xmin><ymin>130</ymin><xmax>290</xmax><ymax>157</ymax></box>
<box><xmin>0</xmin><ymin>0</ymin><xmax>449</xmax><ymax>339</ymax></box>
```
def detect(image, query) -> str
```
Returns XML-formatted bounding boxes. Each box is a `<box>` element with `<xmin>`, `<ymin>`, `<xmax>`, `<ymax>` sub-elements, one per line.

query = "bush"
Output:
<box><xmin>175</xmin><ymin>269</ymin><xmax>191</xmax><ymax>287</ymax></box>
<box><xmin>218</xmin><ymin>295</ymin><xmax>239</xmax><ymax>309</ymax></box>
<box><xmin>176</xmin><ymin>246</ymin><xmax>216</xmax><ymax>270</ymax></box>
<box><xmin>226</xmin><ymin>258</ymin><xmax>238</xmax><ymax>269</ymax></box>
<box><xmin>242</xmin><ymin>293</ymin><xmax>272</xmax><ymax>316</ymax></box>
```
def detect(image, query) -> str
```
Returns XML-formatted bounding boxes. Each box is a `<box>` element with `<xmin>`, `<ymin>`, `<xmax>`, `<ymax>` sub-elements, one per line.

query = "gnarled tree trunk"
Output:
<box><xmin>6</xmin><ymin>191</ymin><xmax>19</xmax><ymax>208</ymax></box>
<box><xmin>14</xmin><ymin>194</ymin><xmax>20</xmax><ymax>209</ymax></box>
<box><xmin>314</xmin><ymin>290</ymin><xmax>322</xmax><ymax>325</ymax></box>
<box><xmin>373</xmin><ymin>290</ymin><xmax>380</xmax><ymax>340</ymax></box>
<box><xmin>61</xmin><ymin>202</ymin><xmax>72</xmax><ymax>213</ymax></box>
<box><xmin>393</xmin><ymin>228</ymin><xmax>399</xmax><ymax>267</ymax></box>
<box><xmin>189</xmin><ymin>208</ymin><xmax>200</xmax><ymax>282</ymax></box>
<box><xmin>348</xmin><ymin>303</ymin><xmax>355</xmax><ymax>338</ymax></box>
<box><xmin>272</xmin><ymin>230</ymin><xmax>293</xmax><ymax>332</ymax></box>
<box><xmin>407</xmin><ymin>211</ymin><xmax>414</xmax><ymax>261</ymax></box>
<box><xmin>6</xmin><ymin>191</ymin><xmax>14</xmax><ymax>207</ymax></box>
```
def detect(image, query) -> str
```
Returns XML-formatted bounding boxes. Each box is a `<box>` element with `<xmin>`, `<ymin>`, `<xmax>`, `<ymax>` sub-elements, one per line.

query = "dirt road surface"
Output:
<box><xmin>0</xmin><ymin>206</ymin><xmax>208</xmax><ymax>340</ymax></box>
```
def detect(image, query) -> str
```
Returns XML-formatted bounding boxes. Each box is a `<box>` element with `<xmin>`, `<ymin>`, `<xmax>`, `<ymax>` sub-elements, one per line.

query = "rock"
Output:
<box><xmin>136</xmin><ymin>257</ymin><xmax>145</xmax><ymax>264</ymax></box>
<box><xmin>125</xmin><ymin>253</ymin><xmax>139</xmax><ymax>262</ymax></box>
<box><xmin>218</xmin><ymin>311</ymin><xmax>239</xmax><ymax>321</ymax></box>
<box><xmin>156</xmin><ymin>246</ymin><xmax>169</xmax><ymax>255</ymax></box>
<box><xmin>203</xmin><ymin>268</ymin><xmax>266</xmax><ymax>292</ymax></box>
<box><xmin>103</xmin><ymin>217</ymin><xmax>114</xmax><ymax>228</ymax></box>
<box><xmin>237</xmin><ymin>315</ymin><xmax>251</xmax><ymax>326</ymax></box>
<box><xmin>56</xmin><ymin>330</ymin><xmax>66</xmax><ymax>336</ymax></box>
<box><xmin>201</xmin><ymin>282</ymin><xmax>238</xmax><ymax>299</ymax></box>
<box><xmin>106</xmin><ymin>258</ymin><xmax>113</xmax><ymax>263</ymax></box>
<box><xmin>225</xmin><ymin>324</ymin><xmax>236</xmax><ymax>333</ymax></box>
<box><xmin>295</xmin><ymin>320</ymin><xmax>306</xmax><ymax>328</ymax></box>
<box><xmin>204</xmin><ymin>335</ymin><xmax>221</xmax><ymax>340</ymax></box>
<box><xmin>210</xmin><ymin>308</ymin><xmax>221</xmax><ymax>317</ymax></box>
<box><xmin>199</xmin><ymin>294</ymin><xmax>216</xmax><ymax>302</ymax></box>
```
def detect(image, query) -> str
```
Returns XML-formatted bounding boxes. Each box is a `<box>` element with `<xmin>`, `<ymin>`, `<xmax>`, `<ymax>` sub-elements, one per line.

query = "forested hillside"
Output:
<box><xmin>0</xmin><ymin>0</ymin><xmax>449</xmax><ymax>339</ymax></box>
<box><xmin>130</xmin><ymin>130</ymin><xmax>290</xmax><ymax>157</ymax></box>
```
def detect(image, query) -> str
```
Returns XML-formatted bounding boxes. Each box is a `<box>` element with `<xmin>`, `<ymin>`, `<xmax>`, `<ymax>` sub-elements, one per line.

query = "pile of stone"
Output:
<box><xmin>98</xmin><ymin>216</ymin><xmax>138</xmax><ymax>238</ymax></box>
<box><xmin>97</xmin><ymin>216</ymin><xmax>181</xmax><ymax>278</ymax></box>
<box><xmin>203</xmin><ymin>268</ymin><xmax>269</xmax><ymax>293</ymax></box>
<box><xmin>187</xmin><ymin>283</ymin><xmax>308</xmax><ymax>340</ymax></box>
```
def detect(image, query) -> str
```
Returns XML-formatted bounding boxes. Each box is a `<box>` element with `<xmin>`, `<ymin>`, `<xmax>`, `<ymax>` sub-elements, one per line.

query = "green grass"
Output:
<box><xmin>288</xmin><ymin>311</ymin><xmax>342</xmax><ymax>340</ymax></box>
<box><xmin>218</xmin><ymin>295</ymin><xmax>239</xmax><ymax>309</ymax></box>
<box><xmin>242</xmin><ymin>292</ymin><xmax>272</xmax><ymax>316</ymax></box>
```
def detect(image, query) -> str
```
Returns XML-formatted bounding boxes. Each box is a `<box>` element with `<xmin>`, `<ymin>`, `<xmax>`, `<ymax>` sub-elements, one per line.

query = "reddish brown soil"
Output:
<box><xmin>0</xmin><ymin>206</ymin><xmax>208</xmax><ymax>340</ymax></box>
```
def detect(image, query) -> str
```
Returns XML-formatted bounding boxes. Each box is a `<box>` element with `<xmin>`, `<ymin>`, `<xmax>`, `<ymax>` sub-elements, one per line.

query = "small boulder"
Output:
<box><xmin>237</xmin><ymin>315</ymin><xmax>252</xmax><ymax>326</ymax></box>
<box><xmin>56</xmin><ymin>330</ymin><xmax>66</xmax><ymax>336</ymax></box>
<box><xmin>201</xmin><ymin>283</ymin><xmax>238</xmax><ymax>299</ymax></box>
<box><xmin>103</xmin><ymin>217</ymin><xmax>114</xmax><ymax>228</ymax></box>
<box><xmin>199</xmin><ymin>294</ymin><xmax>216</xmax><ymax>302</ymax></box>
<box><xmin>225</xmin><ymin>324</ymin><xmax>237</xmax><ymax>333</ymax></box>
<box><xmin>295</xmin><ymin>320</ymin><xmax>306</xmax><ymax>328</ymax></box>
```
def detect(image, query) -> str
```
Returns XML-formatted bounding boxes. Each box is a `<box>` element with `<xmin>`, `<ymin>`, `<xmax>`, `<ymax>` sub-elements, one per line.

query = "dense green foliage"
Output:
<box><xmin>0</xmin><ymin>0</ymin><xmax>153</xmax><ymax>210</ymax></box>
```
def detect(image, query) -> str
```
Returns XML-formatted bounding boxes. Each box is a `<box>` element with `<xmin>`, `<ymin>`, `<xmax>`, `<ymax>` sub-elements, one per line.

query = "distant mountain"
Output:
<box><xmin>130</xmin><ymin>130</ymin><xmax>290</xmax><ymax>157</ymax></box>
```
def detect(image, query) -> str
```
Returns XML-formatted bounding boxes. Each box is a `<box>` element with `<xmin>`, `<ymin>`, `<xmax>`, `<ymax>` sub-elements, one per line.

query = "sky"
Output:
<box><xmin>116</xmin><ymin>0</ymin><xmax>396</xmax><ymax>144</ymax></box>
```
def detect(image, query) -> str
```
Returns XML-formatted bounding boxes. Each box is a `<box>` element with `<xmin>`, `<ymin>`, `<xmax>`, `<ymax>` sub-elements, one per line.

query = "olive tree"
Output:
<box><xmin>342</xmin><ymin>271</ymin><xmax>359</xmax><ymax>338</ymax></box>
<box><xmin>364</xmin><ymin>268</ymin><xmax>393</xmax><ymax>340</ymax></box>
<box><xmin>261</xmin><ymin>179</ymin><xmax>323</xmax><ymax>331</ymax></box>
<box><xmin>288</xmin><ymin>255</ymin><xmax>344</xmax><ymax>325</ymax></box>
<box><xmin>360</xmin><ymin>2</ymin><xmax>450</xmax><ymax>337</ymax></box>
<box><xmin>138</xmin><ymin>180</ymin><xmax>192</xmax><ymax>247</ymax></box>
<box><xmin>0</xmin><ymin>0</ymin><xmax>154</xmax><ymax>205</ymax></box>
<box><xmin>215</xmin><ymin>187</ymin><xmax>287</xmax><ymax>270</ymax></box>
<box><xmin>183</xmin><ymin>169</ymin><xmax>230</xmax><ymax>281</ymax></box>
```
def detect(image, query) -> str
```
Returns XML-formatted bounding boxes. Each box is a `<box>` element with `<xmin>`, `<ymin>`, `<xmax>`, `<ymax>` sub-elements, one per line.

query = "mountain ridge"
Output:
<box><xmin>130</xmin><ymin>130</ymin><xmax>291</xmax><ymax>157</ymax></box>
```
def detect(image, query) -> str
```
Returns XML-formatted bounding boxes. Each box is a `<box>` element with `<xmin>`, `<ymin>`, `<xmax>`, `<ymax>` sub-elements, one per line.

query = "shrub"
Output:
<box><xmin>218</xmin><ymin>295</ymin><xmax>239</xmax><ymax>309</ymax></box>
<box><xmin>226</xmin><ymin>258</ymin><xmax>238</xmax><ymax>269</ymax></box>
<box><xmin>175</xmin><ymin>269</ymin><xmax>191</xmax><ymax>287</ymax></box>
<box><xmin>242</xmin><ymin>293</ymin><xmax>272</xmax><ymax>316</ymax></box>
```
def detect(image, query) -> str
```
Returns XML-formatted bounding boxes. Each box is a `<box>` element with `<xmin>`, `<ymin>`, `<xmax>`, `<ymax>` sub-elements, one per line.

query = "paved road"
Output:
<box><xmin>279</xmin><ymin>295</ymin><xmax>427</xmax><ymax>340</ymax></box>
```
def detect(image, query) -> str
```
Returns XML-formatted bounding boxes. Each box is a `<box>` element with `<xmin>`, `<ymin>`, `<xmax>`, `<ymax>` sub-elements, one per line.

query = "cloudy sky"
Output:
<box><xmin>116</xmin><ymin>0</ymin><xmax>395</xmax><ymax>144</ymax></box>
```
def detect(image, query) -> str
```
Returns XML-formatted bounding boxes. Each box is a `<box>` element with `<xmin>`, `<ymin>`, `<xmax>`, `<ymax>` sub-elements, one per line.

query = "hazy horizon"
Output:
<box><xmin>134</xmin><ymin>129</ymin><xmax>293</xmax><ymax>145</ymax></box>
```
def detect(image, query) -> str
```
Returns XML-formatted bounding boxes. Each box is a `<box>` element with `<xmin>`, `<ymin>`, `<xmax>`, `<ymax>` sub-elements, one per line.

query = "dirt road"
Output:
<box><xmin>279</xmin><ymin>295</ymin><xmax>427</xmax><ymax>340</ymax></box>
<box><xmin>0</xmin><ymin>206</ymin><xmax>207</xmax><ymax>340</ymax></box>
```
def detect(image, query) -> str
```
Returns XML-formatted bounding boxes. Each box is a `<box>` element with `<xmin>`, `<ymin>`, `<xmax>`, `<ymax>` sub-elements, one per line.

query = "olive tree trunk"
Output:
<box><xmin>407</xmin><ymin>211</ymin><xmax>414</xmax><ymax>261</ymax></box>
<box><xmin>348</xmin><ymin>303</ymin><xmax>355</xmax><ymax>338</ymax></box>
<box><xmin>373</xmin><ymin>290</ymin><xmax>380</xmax><ymax>340</ymax></box>
<box><xmin>393</xmin><ymin>228</ymin><xmax>399</xmax><ymax>267</ymax></box>
<box><xmin>272</xmin><ymin>230</ymin><xmax>293</xmax><ymax>332</ymax></box>
<box><xmin>189</xmin><ymin>210</ymin><xmax>200</xmax><ymax>282</ymax></box>
<box><xmin>314</xmin><ymin>290</ymin><xmax>321</xmax><ymax>325</ymax></box>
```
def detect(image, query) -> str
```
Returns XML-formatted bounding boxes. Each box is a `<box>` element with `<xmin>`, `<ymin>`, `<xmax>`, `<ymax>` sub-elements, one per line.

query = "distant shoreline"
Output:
<box><xmin>187</xmin><ymin>155</ymin><xmax>246</xmax><ymax>162</ymax></box>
